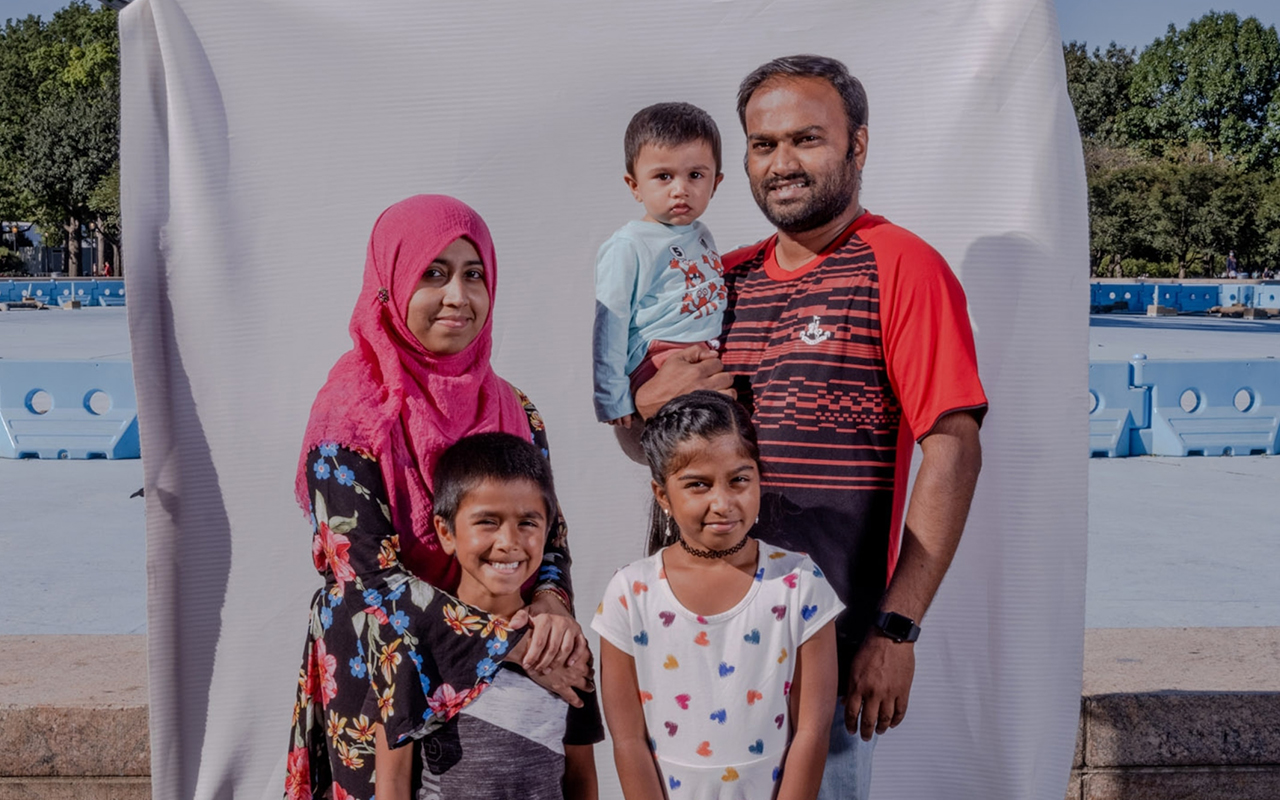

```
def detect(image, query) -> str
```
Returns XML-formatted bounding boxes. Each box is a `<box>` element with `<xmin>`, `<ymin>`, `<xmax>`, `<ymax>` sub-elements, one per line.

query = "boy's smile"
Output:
<box><xmin>625</xmin><ymin>140</ymin><xmax>724</xmax><ymax>227</ymax></box>
<box><xmin>435</xmin><ymin>478</ymin><xmax>548</xmax><ymax>618</ymax></box>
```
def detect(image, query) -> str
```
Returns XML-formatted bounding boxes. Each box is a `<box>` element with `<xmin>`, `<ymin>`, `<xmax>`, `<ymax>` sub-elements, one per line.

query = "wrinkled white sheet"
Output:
<box><xmin>120</xmin><ymin>1</ymin><xmax>1087</xmax><ymax>797</ymax></box>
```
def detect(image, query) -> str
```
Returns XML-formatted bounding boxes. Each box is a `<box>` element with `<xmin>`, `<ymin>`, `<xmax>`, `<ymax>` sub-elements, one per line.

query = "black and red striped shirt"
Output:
<box><xmin>721</xmin><ymin>212</ymin><xmax>987</xmax><ymax>686</ymax></box>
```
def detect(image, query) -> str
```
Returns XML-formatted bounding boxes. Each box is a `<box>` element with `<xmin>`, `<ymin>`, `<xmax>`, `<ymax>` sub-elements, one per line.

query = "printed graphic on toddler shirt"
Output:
<box><xmin>669</xmin><ymin>251</ymin><xmax>726</xmax><ymax>320</ymax></box>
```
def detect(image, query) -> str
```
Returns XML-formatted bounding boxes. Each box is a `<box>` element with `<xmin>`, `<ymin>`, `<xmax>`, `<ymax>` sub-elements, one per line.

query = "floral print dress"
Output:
<box><xmin>285</xmin><ymin>394</ymin><xmax>578</xmax><ymax>800</ymax></box>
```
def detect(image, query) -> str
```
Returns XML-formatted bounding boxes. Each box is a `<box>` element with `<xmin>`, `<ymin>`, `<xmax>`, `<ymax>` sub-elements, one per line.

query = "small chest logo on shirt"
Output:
<box><xmin>800</xmin><ymin>316</ymin><xmax>832</xmax><ymax>345</ymax></box>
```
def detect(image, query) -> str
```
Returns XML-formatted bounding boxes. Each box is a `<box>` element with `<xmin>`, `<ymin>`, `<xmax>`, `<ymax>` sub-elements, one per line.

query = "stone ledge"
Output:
<box><xmin>1085</xmin><ymin>692</ymin><xmax>1280</xmax><ymax>767</ymax></box>
<box><xmin>0</xmin><ymin>777</ymin><xmax>150</xmax><ymax>800</ymax></box>
<box><xmin>5</xmin><ymin>631</ymin><xmax>1280</xmax><ymax>800</ymax></box>
<box><xmin>1081</xmin><ymin>628</ymin><xmax>1280</xmax><ymax>769</ymax></box>
<box><xmin>0</xmin><ymin>707</ymin><xmax>149</xmax><ymax>777</ymax></box>
<box><xmin>0</xmin><ymin>635</ymin><xmax>148</xmax><ymax>779</ymax></box>
<box><xmin>1078</xmin><ymin>766</ymin><xmax>1280</xmax><ymax>800</ymax></box>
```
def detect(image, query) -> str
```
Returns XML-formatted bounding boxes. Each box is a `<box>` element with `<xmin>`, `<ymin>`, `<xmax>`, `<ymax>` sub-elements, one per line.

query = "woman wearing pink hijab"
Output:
<box><xmin>284</xmin><ymin>196</ymin><xmax>598</xmax><ymax>800</ymax></box>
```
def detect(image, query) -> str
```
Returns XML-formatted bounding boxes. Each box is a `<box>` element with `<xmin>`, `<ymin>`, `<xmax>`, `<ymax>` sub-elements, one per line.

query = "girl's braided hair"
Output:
<box><xmin>639</xmin><ymin>390</ymin><xmax>762</xmax><ymax>555</ymax></box>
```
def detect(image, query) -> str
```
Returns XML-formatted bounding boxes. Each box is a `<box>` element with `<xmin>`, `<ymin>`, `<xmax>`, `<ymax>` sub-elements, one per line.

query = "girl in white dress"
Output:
<box><xmin>593</xmin><ymin>391</ymin><xmax>842</xmax><ymax>799</ymax></box>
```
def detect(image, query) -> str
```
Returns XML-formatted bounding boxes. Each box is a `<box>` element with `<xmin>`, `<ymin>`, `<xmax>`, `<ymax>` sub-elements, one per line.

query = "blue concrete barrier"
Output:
<box><xmin>96</xmin><ymin>279</ymin><xmax>125</xmax><ymax>306</ymax></box>
<box><xmin>1088</xmin><ymin>362</ymin><xmax>1150</xmax><ymax>458</ymax></box>
<box><xmin>0</xmin><ymin>360</ymin><xmax>140</xmax><ymax>459</ymax></box>
<box><xmin>1219</xmin><ymin>284</ymin><xmax>1254</xmax><ymax>308</ymax></box>
<box><xmin>18</xmin><ymin>281</ymin><xmax>57</xmax><ymax>303</ymax></box>
<box><xmin>70</xmin><ymin>280</ymin><xmax>99</xmax><ymax>305</ymax></box>
<box><xmin>1177</xmin><ymin>287</ymin><xmax>1219</xmax><ymax>313</ymax></box>
<box><xmin>1154</xmin><ymin>285</ymin><xmax>1181</xmax><ymax>309</ymax></box>
<box><xmin>1094</xmin><ymin>284</ymin><xmax>1154</xmax><ymax>312</ymax></box>
<box><xmin>1092</xmin><ymin>281</ymin><xmax>1280</xmax><ymax>314</ymax></box>
<box><xmin>1132</xmin><ymin>359</ymin><xmax>1280</xmax><ymax>457</ymax></box>
<box><xmin>1254</xmin><ymin>286</ymin><xmax>1280</xmax><ymax>310</ymax></box>
<box><xmin>1088</xmin><ymin>357</ymin><xmax>1280</xmax><ymax>457</ymax></box>
<box><xmin>0</xmin><ymin>280</ymin><xmax>17</xmax><ymax>303</ymax></box>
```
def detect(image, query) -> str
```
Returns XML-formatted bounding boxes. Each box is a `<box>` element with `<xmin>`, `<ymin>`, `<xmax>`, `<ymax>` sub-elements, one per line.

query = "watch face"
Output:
<box><xmin>879</xmin><ymin>612</ymin><xmax>918</xmax><ymax>641</ymax></box>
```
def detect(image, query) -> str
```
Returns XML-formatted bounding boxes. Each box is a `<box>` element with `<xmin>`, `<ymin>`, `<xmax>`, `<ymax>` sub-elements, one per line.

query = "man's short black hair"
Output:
<box><xmin>624</xmin><ymin>102</ymin><xmax>723</xmax><ymax>177</ymax></box>
<box><xmin>737</xmin><ymin>54</ymin><xmax>869</xmax><ymax>141</ymax></box>
<box><xmin>432</xmin><ymin>432</ymin><xmax>557</xmax><ymax>531</ymax></box>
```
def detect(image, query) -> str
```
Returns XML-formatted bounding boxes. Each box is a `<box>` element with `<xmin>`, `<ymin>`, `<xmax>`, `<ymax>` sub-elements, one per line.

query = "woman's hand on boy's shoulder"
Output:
<box><xmin>502</xmin><ymin>605</ymin><xmax>593</xmax><ymax>706</ymax></box>
<box><xmin>523</xmin><ymin>598</ymin><xmax>590</xmax><ymax>673</ymax></box>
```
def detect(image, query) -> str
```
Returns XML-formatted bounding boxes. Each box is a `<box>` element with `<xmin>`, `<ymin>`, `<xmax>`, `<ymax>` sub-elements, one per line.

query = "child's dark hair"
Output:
<box><xmin>432</xmin><ymin>432</ymin><xmax>558</xmax><ymax>531</ymax></box>
<box><xmin>639</xmin><ymin>390</ymin><xmax>761</xmax><ymax>555</ymax></box>
<box><xmin>624</xmin><ymin>102</ymin><xmax>723</xmax><ymax>177</ymax></box>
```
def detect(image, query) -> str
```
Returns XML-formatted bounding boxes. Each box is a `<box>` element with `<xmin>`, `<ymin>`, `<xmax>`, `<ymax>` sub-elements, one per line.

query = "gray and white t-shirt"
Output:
<box><xmin>416</xmin><ymin>667</ymin><xmax>572</xmax><ymax>800</ymax></box>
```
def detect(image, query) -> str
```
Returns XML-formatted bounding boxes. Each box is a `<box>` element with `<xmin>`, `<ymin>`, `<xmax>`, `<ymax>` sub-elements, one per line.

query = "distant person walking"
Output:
<box><xmin>1226</xmin><ymin>251</ymin><xmax>1238</xmax><ymax>279</ymax></box>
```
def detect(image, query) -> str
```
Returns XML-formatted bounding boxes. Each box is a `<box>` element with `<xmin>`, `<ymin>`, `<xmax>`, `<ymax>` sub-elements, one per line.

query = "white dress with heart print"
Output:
<box><xmin>592</xmin><ymin>541</ymin><xmax>843</xmax><ymax>799</ymax></box>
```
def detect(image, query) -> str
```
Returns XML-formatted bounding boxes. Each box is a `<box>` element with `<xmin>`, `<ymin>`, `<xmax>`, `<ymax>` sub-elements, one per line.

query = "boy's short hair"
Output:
<box><xmin>432</xmin><ymin>432</ymin><xmax>558</xmax><ymax>531</ymax></box>
<box><xmin>624</xmin><ymin>102</ymin><xmax>722</xmax><ymax>177</ymax></box>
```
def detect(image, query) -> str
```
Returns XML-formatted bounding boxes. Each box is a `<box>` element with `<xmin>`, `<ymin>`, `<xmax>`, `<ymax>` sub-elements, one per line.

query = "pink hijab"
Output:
<box><xmin>296</xmin><ymin>195</ymin><xmax>531</xmax><ymax>589</ymax></box>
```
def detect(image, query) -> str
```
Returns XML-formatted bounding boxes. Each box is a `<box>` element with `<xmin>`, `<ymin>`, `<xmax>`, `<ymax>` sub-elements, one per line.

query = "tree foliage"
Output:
<box><xmin>1066</xmin><ymin>12</ymin><xmax>1280</xmax><ymax>276</ymax></box>
<box><xmin>1123</xmin><ymin>12</ymin><xmax>1280</xmax><ymax>170</ymax></box>
<box><xmin>0</xmin><ymin>1</ymin><xmax>118</xmax><ymax>273</ymax></box>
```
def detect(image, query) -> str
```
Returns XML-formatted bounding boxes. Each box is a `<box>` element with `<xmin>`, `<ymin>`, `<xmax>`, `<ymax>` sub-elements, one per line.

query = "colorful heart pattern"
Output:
<box><xmin>595</xmin><ymin>545</ymin><xmax>842</xmax><ymax>789</ymax></box>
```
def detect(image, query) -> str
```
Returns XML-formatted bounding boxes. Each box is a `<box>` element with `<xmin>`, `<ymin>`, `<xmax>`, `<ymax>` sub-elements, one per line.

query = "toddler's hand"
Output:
<box><xmin>606</xmin><ymin>415</ymin><xmax>633</xmax><ymax>429</ymax></box>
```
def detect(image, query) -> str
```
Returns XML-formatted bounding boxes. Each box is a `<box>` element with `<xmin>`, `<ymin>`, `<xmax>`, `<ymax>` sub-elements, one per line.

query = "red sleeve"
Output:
<box><xmin>864</xmin><ymin>221</ymin><xmax>987</xmax><ymax>440</ymax></box>
<box><xmin>722</xmin><ymin>238</ymin><xmax>769</xmax><ymax>272</ymax></box>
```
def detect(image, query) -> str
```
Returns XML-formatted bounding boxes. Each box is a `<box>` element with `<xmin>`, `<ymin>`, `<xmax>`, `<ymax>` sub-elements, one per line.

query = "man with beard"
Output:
<box><xmin>632</xmin><ymin>55</ymin><xmax>987</xmax><ymax>798</ymax></box>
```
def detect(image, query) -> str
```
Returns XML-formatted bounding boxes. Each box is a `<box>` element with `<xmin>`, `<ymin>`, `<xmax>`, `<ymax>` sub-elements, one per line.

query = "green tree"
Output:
<box><xmin>1063</xmin><ymin>41</ymin><xmax>1136</xmax><ymax>143</ymax></box>
<box><xmin>0</xmin><ymin>1</ymin><xmax>118</xmax><ymax>275</ymax></box>
<box><xmin>1122</xmin><ymin>12</ymin><xmax>1280</xmax><ymax>171</ymax></box>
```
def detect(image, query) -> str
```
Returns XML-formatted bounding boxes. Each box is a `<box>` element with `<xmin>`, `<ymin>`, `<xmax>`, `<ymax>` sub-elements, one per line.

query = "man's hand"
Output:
<box><xmin>844</xmin><ymin>634</ymin><xmax>915</xmax><ymax>741</ymax></box>
<box><xmin>632</xmin><ymin>344</ymin><xmax>734</xmax><ymax>419</ymax></box>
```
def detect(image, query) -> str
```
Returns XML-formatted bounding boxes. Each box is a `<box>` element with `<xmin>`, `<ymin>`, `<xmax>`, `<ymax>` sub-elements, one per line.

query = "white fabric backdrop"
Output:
<box><xmin>120</xmin><ymin>1</ymin><xmax>1088</xmax><ymax>797</ymax></box>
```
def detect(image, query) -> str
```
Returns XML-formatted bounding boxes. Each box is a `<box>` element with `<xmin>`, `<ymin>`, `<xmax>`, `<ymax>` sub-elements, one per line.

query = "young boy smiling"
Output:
<box><xmin>375</xmin><ymin>433</ymin><xmax>600</xmax><ymax>800</ymax></box>
<box><xmin>592</xmin><ymin>102</ymin><xmax>727</xmax><ymax>428</ymax></box>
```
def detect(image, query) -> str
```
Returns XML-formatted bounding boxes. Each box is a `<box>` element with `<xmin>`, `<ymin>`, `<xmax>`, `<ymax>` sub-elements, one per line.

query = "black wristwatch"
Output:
<box><xmin>874</xmin><ymin>611</ymin><xmax>921</xmax><ymax>643</ymax></box>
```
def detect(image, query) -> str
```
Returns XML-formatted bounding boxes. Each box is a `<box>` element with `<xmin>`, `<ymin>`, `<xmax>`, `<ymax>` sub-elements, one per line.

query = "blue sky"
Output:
<box><xmin>2</xmin><ymin>0</ymin><xmax>1278</xmax><ymax>52</ymax></box>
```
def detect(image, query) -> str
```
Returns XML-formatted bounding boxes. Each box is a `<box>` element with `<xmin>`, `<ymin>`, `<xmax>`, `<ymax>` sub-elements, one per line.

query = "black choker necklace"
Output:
<box><xmin>678</xmin><ymin>534</ymin><xmax>750</xmax><ymax>559</ymax></box>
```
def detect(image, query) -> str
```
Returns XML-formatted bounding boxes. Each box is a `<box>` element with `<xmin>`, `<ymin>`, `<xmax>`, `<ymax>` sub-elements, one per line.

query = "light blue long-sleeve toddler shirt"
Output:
<box><xmin>592</xmin><ymin>219</ymin><xmax>724</xmax><ymax>421</ymax></box>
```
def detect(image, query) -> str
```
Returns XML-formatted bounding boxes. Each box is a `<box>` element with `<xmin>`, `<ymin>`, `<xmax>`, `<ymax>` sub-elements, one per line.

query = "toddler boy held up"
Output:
<box><xmin>592</xmin><ymin>102</ymin><xmax>727</xmax><ymax>427</ymax></box>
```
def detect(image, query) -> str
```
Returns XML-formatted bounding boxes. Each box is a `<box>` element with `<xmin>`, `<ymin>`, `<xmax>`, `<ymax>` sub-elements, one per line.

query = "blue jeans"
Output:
<box><xmin>817</xmin><ymin>702</ymin><xmax>877</xmax><ymax>800</ymax></box>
